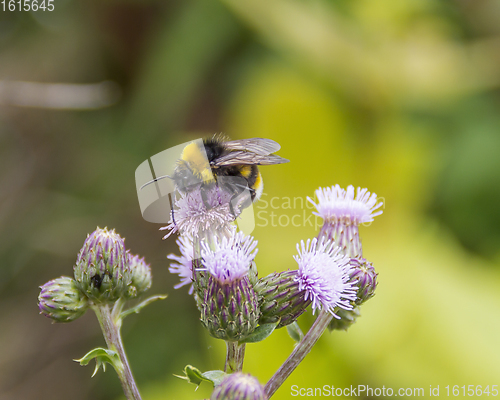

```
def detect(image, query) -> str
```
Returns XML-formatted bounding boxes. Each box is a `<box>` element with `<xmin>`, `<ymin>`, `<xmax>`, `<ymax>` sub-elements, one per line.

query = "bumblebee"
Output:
<box><xmin>172</xmin><ymin>136</ymin><xmax>288</xmax><ymax>204</ymax></box>
<box><xmin>141</xmin><ymin>136</ymin><xmax>288</xmax><ymax>216</ymax></box>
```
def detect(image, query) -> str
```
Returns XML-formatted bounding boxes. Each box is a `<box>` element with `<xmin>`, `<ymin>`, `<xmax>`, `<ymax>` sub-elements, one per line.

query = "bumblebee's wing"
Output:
<box><xmin>214</xmin><ymin>151</ymin><xmax>289</xmax><ymax>166</ymax></box>
<box><xmin>223</xmin><ymin>138</ymin><xmax>281</xmax><ymax>155</ymax></box>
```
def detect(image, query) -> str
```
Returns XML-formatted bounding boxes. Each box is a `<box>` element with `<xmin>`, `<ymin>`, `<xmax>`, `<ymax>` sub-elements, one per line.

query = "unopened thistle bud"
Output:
<box><xmin>73</xmin><ymin>227</ymin><xmax>132</xmax><ymax>303</ymax></box>
<box><xmin>349</xmin><ymin>258</ymin><xmax>377</xmax><ymax>305</ymax></box>
<box><xmin>254</xmin><ymin>270</ymin><xmax>311</xmax><ymax>328</ymax></box>
<box><xmin>328</xmin><ymin>306</ymin><xmax>361</xmax><ymax>331</ymax></box>
<box><xmin>211</xmin><ymin>372</ymin><xmax>265</xmax><ymax>400</ymax></box>
<box><xmin>199</xmin><ymin>231</ymin><xmax>260</xmax><ymax>341</ymax></box>
<box><xmin>167</xmin><ymin>235</ymin><xmax>195</xmax><ymax>294</ymax></box>
<box><xmin>38</xmin><ymin>277</ymin><xmax>89</xmax><ymax>323</ymax></box>
<box><xmin>126</xmin><ymin>252</ymin><xmax>152</xmax><ymax>298</ymax></box>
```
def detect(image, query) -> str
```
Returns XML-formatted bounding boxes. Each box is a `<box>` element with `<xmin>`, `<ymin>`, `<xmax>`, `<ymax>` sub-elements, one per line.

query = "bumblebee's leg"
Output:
<box><xmin>229</xmin><ymin>186</ymin><xmax>254</xmax><ymax>217</ymax></box>
<box><xmin>217</xmin><ymin>179</ymin><xmax>240</xmax><ymax>217</ymax></box>
<box><xmin>200</xmin><ymin>187</ymin><xmax>209</xmax><ymax>208</ymax></box>
<box><xmin>229</xmin><ymin>196</ymin><xmax>237</xmax><ymax>217</ymax></box>
<box><xmin>168</xmin><ymin>192</ymin><xmax>176</xmax><ymax>227</ymax></box>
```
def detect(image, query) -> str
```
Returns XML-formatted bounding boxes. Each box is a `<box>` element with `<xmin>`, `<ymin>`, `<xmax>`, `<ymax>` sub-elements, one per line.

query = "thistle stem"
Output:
<box><xmin>93</xmin><ymin>304</ymin><xmax>142</xmax><ymax>400</ymax></box>
<box><xmin>225</xmin><ymin>341</ymin><xmax>246</xmax><ymax>372</ymax></box>
<box><xmin>264</xmin><ymin>310</ymin><xmax>333</xmax><ymax>398</ymax></box>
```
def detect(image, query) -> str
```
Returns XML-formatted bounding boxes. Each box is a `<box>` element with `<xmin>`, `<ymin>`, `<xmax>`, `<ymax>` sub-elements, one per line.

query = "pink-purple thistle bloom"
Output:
<box><xmin>294</xmin><ymin>238</ymin><xmax>356</xmax><ymax>317</ymax></box>
<box><xmin>167</xmin><ymin>235</ymin><xmax>195</xmax><ymax>294</ymax></box>
<box><xmin>200</xmin><ymin>230</ymin><xmax>258</xmax><ymax>284</ymax></box>
<box><xmin>160</xmin><ymin>185</ymin><xmax>240</xmax><ymax>240</ymax></box>
<box><xmin>197</xmin><ymin>230</ymin><xmax>260</xmax><ymax>341</ymax></box>
<box><xmin>308</xmin><ymin>185</ymin><xmax>383</xmax><ymax>258</ymax></box>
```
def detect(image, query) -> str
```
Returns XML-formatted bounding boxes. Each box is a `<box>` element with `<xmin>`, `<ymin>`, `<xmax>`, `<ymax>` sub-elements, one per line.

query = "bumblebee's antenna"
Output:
<box><xmin>140</xmin><ymin>175</ymin><xmax>172</xmax><ymax>190</ymax></box>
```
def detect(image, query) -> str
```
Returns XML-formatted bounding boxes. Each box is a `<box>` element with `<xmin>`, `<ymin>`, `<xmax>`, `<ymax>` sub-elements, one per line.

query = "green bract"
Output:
<box><xmin>328</xmin><ymin>306</ymin><xmax>361</xmax><ymax>332</ymax></box>
<box><xmin>200</xmin><ymin>275</ymin><xmax>260</xmax><ymax>342</ymax></box>
<box><xmin>254</xmin><ymin>270</ymin><xmax>311</xmax><ymax>329</ymax></box>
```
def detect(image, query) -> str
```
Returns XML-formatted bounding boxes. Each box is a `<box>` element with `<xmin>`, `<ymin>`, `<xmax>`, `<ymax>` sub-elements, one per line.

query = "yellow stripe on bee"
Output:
<box><xmin>254</xmin><ymin>171</ymin><xmax>264</xmax><ymax>201</ymax></box>
<box><xmin>239</xmin><ymin>165</ymin><xmax>252</xmax><ymax>178</ymax></box>
<box><xmin>181</xmin><ymin>142</ymin><xmax>214</xmax><ymax>183</ymax></box>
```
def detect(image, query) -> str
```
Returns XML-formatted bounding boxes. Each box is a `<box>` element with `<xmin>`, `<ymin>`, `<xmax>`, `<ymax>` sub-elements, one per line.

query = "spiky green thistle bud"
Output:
<box><xmin>201</xmin><ymin>275</ymin><xmax>260</xmax><ymax>341</ymax></box>
<box><xmin>327</xmin><ymin>306</ymin><xmax>361</xmax><ymax>331</ymax></box>
<box><xmin>73</xmin><ymin>227</ymin><xmax>132</xmax><ymax>303</ymax></box>
<box><xmin>349</xmin><ymin>258</ymin><xmax>377</xmax><ymax>305</ymax></box>
<box><xmin>38</xmin><ymin>277</ymin><xmax>89</xmax><ymax>323</ymax></box>
<box><xmin>254</xmin><ymin>270</ymin><xmax>311</xmax><ymax>329</ymax></box>
<box><xmin>126</xmin><ymin>252</ymin><xmax>152</xmax><ymax>298</ymax></box>
<box><xmin>211</xmin><ymin>372</ymin><xmax>265</xmax><ymax>400</ymax></box>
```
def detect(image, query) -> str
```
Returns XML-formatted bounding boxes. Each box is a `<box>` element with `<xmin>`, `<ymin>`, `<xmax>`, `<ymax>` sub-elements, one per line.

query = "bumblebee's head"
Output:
<box><xmin>174</xmin><ymin>142</ymin><xmax>215</xmax><ymax>188</ymax></box>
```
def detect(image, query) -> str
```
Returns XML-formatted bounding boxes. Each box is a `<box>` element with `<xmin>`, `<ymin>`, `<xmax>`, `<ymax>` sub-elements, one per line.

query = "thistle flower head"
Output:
<box><xmin>127</xmin><ymin>252</ymin><xmax>152</xmax><ymax>298</ymax></box>
<box><xmin>38</xmin><ymin>276</ymin><xmax>88</xmax><ymax>323</ymax></box>
<box><xmin>294</xmin><ymin>238</ymin><xmax>356</xmax><ymax>316</ymax></box>
<box><xmin>200</xmin><ymin>230</ymin><xmax>258</xmax><ymax>284</ymax></box>
<box><xmin>308</xmin><ymin>185</ymin><xmax>383</xmax><ymax>226</ymax></box>
<box><xmin>197</xmin><ymin>229</ymin><xmax>260</xmax><ymax>341</ymax></box>
<box><xmin>349</xmin><ymin>257</ymin><xmax>378</xmax><ymax>305</ymax></box>
<box><xmin>328</xmin><ymin>306</ymin><xmax>361</xmax><ymax>332</ymax></box>
<box><xmin>211</xmin><ymin>372</ymin><xmax>265</xmax><ymax>400</ymax></box>
<box><xmin>160</xmin><ymin>185</ymin><xmax>239</xmax><ymax>239</ymax></box>
<box><xmin>308</xmin><ymin>185</ymin><xmax>383</xmax><ymax>258</ymax></box>
<box><xmin>167</xmin><ymin>235</ymin><xmax>195</xmax><ymax>294</ymax></box>
<box><xmin>73</xmin><ymin>227</ymin><xmax>132</xmax><ymax>303</ymax></box>
<box><xmin>255</xmin><ymin>270</ymin><xmax>311</xmax><ymax>328</ymax></box>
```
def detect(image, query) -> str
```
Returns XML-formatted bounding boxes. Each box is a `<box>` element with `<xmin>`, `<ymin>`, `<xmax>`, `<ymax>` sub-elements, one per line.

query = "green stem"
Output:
<box><xmin>225</xmin><ymin>341</ymin><xmax>246</xmax><ymax>372</ymax></box>
<box><xmin>264</xmin><ymin>310</ymin><xmax>333</xmax><ymax>398</ymax></box>
<box><xmin>93</xmin><ymin>304</ymin><xmax>142</xmax><ymax>400</ymax></box>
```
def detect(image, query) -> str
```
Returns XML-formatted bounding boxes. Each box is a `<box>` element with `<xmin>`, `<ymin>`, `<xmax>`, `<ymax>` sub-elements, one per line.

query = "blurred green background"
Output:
<box><xmin>1</xmin><ymin>0</ymin><xmax>500</xmax><ymax>399</ymax></box>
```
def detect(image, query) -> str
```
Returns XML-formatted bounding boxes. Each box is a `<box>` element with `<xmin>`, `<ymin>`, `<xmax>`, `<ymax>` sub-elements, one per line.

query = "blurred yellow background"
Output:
<box><xmin>1</xmin><ymin>0</ymin><xmax>500</xmax><ymax>399</ymax></box>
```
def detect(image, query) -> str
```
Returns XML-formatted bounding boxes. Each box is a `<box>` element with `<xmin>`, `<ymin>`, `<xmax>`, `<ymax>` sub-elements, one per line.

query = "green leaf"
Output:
<box><xmin>174</xmin><ymin>365</ymin><xmax>226</xmax><ymax>388</ymax></box>
<box><xmin>202</xmin><ymin>370</ymin><xmax>227</xmax><ymax>386</ymax></box>
<box><xmin>174</xmin><ymin>365</ymin><xmax>211</xmax><ymax>387</ymax></box>
<box><xmin>120</xmin><ymin>294</ymin><xmax>168</xmax><ymax>320</ymax></box>
<box><xmin>286</xmin><ymin>321</ymin><xmax>304</xmax><ymax>342</ymax></box>
<box><xmin>239</xmin><ymin>322</ymin><xmax>278</xmax><ymax>344</ymax></box>
<box><xmin>74</xmin><ymin>347</ymin><xmax>122</xmax><ymax>377</ymax></box>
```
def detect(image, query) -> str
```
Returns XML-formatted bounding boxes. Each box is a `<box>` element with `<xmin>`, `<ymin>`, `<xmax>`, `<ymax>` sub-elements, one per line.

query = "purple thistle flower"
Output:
<box><xmin>308</xmin><ymin>185</ymin><xmax>383</xmax><ymax>258</ymax></box>
<box><xmin>294</xmin><ymin>238</ymin><xmax>356</xmax><ymax>317</ymax></box>
<box><xmin>308</xmin><ymin>185</ymin><xmax>383</xmax><ymax>225</ymax></box>
<box><xmin>211</xmin><ymin>372</ymin><xmax>265</xmax><ymax>400</ymax></box>
<box><xmin>195</xmin><ymin>229</ymin><xmax>260</xmax><ymax>341</ymax></box>
<box><xmin>167</xmin><ymin>235</ymin><xmax>195</xmax><ymax>294</ymax></box>
<box><xmin>200</xmin><ymin>230</ymin><xmax>258</xmax><ymax>284</ymax></box>
<box><xmin>160</xmin><ymin>185</ymin><xmax>240</xmax><ymax>239</ymax></box>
